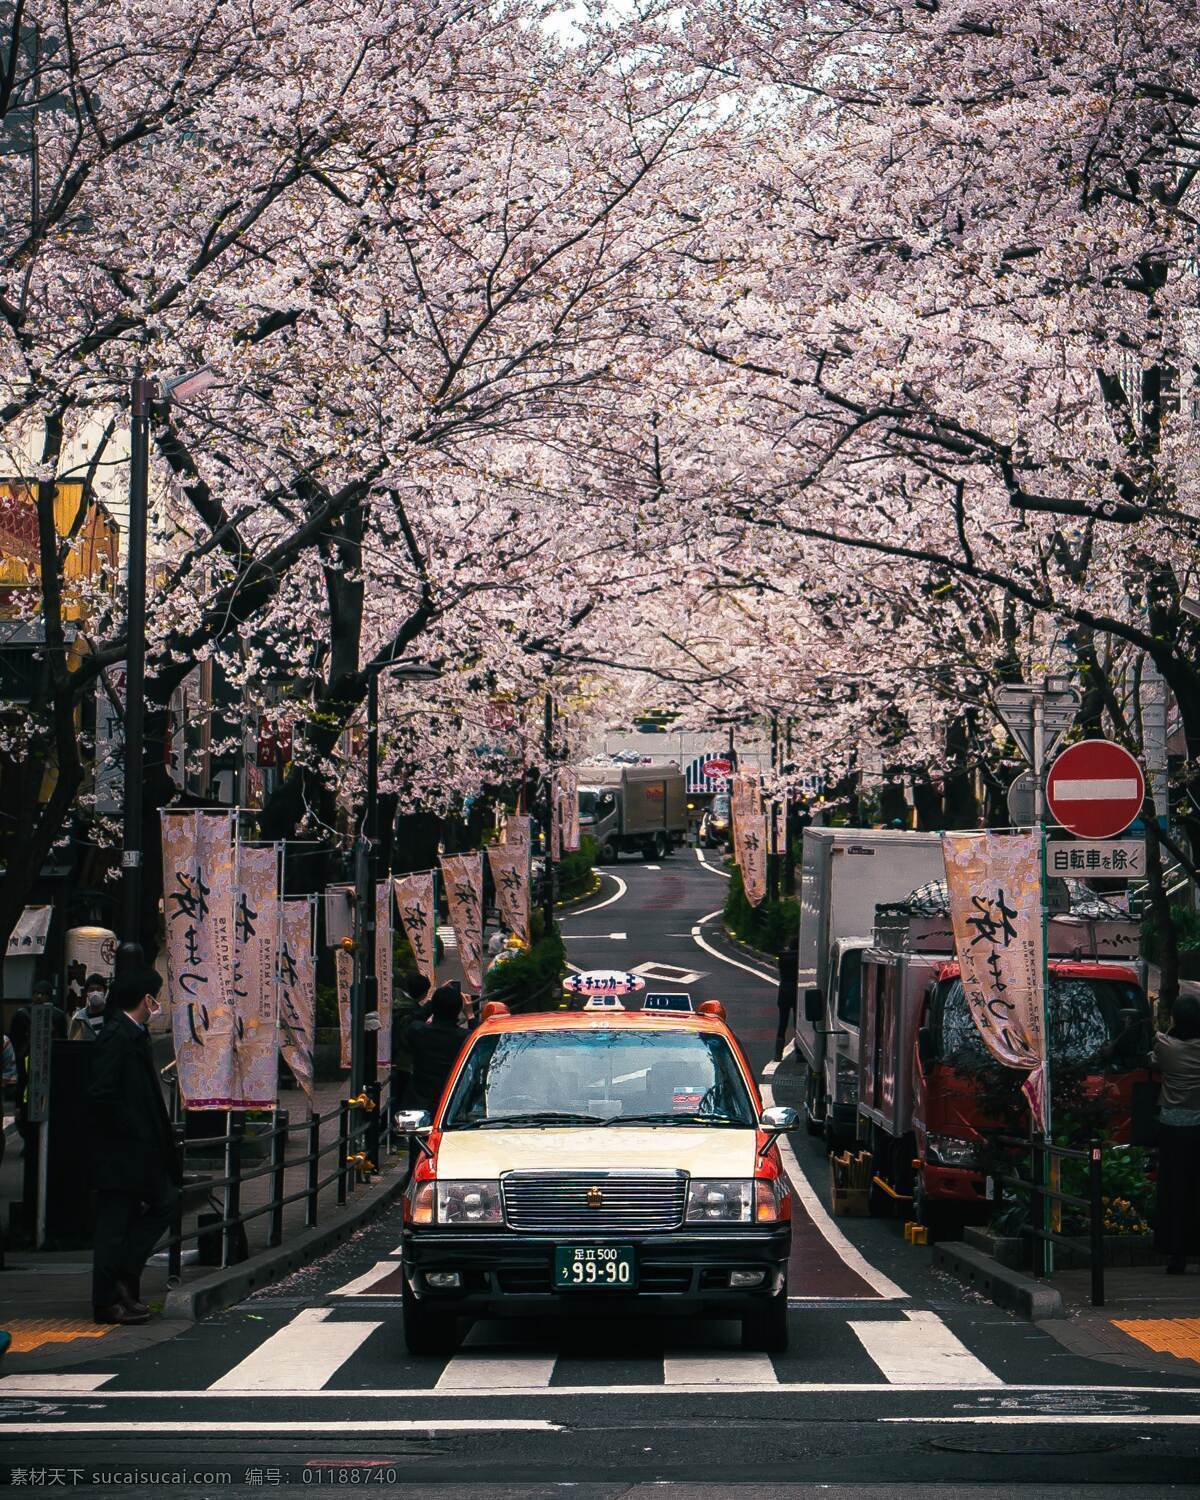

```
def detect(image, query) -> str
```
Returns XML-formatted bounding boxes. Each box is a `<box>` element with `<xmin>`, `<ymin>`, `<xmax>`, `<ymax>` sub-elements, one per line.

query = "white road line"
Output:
<box><xmin>645</xmin><ymin>864</ymin><xmax>661</xmax><ymax>870</ymax></box>
<box><xmin>4</xmin><ymin>1420</ymin><xmax>563</xmax><ymax>1434</ymax></box>
<box><xmin>762</xmin><ymin>1039</ymin><xmax>795</xmax><ymax>1081</ymax></box>
<box><xmin>760</xmin><ymin>1072</ymin><xmax>908</xmax><ymax>1301</ymax></box>
<box><xmin>0</xmin><ymin>1374</ymin><xmax>114</xmax><ymax>1391</ymax></box>
<box><xmin>695</xmin><ymin>848</ymin><xmax>732</xmax><ymax>879</ymax></box>
<box><xmin>883</xmin><ymin>1415</ymin><xmax>1200</xmax><ymax>1426</ymax></box>
<box><xmin>849</xmin><ymin>1311</ymin><xmax>1000</xmax><ymax>1386</ymax></box>
<box><xmin>562</xmin><ymin>871</ymin><xmax>628</xmax><ymax>917</ymax></box>
<box><xmin>436</xmin><ymin>1355</ymin><xmax>557</xmax><ymax>1391</ymax></box>
<box><xmin>208</xmin><ymin>1309</ymin><xmax>382</xmax><ymax>1391</ymax></box>
<box><xmin>663</xmin><ymin>1353</ymin><xmax>777</xmax><ymax>1386</ymax></box>
<box><xmin>562</xmin><ymin>932</ymin><xmax>627</xmax><ymax>940</ymax></box>
<box><xmin>691</xmin><ymin>911</ymin><xmax>775</xmax><ymax>984</ymax></box>
<box><xmin>330</xmin><ymin>1261</ymin><xmax>401</xmax><ymax>1297</ymax></box>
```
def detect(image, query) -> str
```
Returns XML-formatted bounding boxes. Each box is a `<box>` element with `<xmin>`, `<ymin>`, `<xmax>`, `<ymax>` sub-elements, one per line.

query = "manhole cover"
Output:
<box><xmin>924</xmin><ymin>1433</ymin><xmax>1130</xmax><ymax>1456</ymax></box>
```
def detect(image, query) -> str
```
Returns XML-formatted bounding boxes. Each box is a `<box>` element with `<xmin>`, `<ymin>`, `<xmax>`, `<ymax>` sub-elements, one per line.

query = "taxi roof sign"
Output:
<box><xmin>582</xmin><ymin>993</ymin><xmax>626</xmax><ymax>1011</ymax></box>
<box><xmin>563</xmin><ymin>969</ymin><xmax>646</xmax><ymax>997</ymax></box>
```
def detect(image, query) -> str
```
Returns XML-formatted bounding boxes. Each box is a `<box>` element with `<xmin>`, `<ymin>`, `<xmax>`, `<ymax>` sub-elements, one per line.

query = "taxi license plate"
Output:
<box><xmin>553</xmin><ymin>1245</ymin><xmax>635</xmax><ymax>1290</ymax></box>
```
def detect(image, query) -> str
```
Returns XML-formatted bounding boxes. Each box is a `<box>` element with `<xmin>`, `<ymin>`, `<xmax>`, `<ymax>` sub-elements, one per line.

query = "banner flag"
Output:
<box><xmin>336</xmin><ymin>945</ymin><xmax>353</xmax><ymax>1071</ymax></box>
<box><xmin>550</xmin><ymin>778</ymin><xmax>562</xmax><ymax>862</ymax></box>
<box><xmin>375</xmin><ymin>881</ymin><xmax>393</xmax><ymax>1079</ymax></box>
<box><xmin>730</xmin><ymin>772</ymin><xmax>761</xmax><ymax>876</ymax></box>
<box><xmin>942</xmin><ymin>832</ymin><xmax>1046</xmax><ymax>1123</ymax></box>
<box><xmin>440</xmin><ymin>853</ymin><xmax>485</xmax><ymax>994</ymax></box>
<box><xmin>279</xmin><ymin>897</ymin><xmax>316</xmax><ymax>1097</ymax></box>
<box><xmin>231</xmin><ymin>842</ymin><xmax>281</xmax><ymax>1109</ymax></box>
<box><xmin>561</xmin><ymin>768</ymin><xmax>580</xmax><ymax>853</ymax></box>
<box><xmin>394</xmin><ymin>873</ymin><xmax>437</xmax><ymax>985</ymax></box>
<box><xmin>740</xmin><ymin>813</ymin><xmax>769</xmax><ymax>907</ymax></box>
<box><xmin>161</xmin><ymin>810</ymin><xmax>238</xmax><ymax>1109</ymax></box>
<box><xmin>503</xmin><ymin>814</ymin><xmax>531</xmax><ymax>850</ymax></box>
<box><xmin>487</xmin><ymin>844</ymin><xmax>531</xmax><ymax>945</ymax></box>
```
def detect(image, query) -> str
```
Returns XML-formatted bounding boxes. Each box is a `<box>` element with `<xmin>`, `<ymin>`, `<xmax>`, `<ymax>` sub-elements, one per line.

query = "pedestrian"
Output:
<box><xmin>9</xmin><ymin>980</ymin><xmax>68</xmax><ymax>1148</ymax></box>
<box><xmin>775</xmin><ymin>933</ymin><xmax>799</xmax><ymax>1061</ymax></box>
<box><xmin>400</xmin><ymin>983</ymin><xmax>465</xmax><ymax>1186</ymax></box>
<box><xmin>390</xmin><ymin>972</ymin><xmax>432</xmax><ymax>1114</ymax></box>
<box><xmin>1153</xmin><ymin>992</ymin><xmax>1200</xmax><ymax>1274</ymax></box>
<box><xmin>87</xmin><ymin>966</ymin><xmax>180</xmax><ymax>1326</ymax></box>
<box><xmin>487</xmin><ymin>924</ymin><xmax>510</xmax><ymax>958</ymax></box>
<box><xmin>69</xmin><ymin>973</ymin><xmax>110</xmax><ymax>1042</ymax></box>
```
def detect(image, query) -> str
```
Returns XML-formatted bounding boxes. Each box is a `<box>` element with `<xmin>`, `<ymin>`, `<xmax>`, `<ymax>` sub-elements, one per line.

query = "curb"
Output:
<box><xmin>933</xmin><ymin>1239</ymin><xmax>1064</xmax><ymax>1320</ymax></box>
<box><xmin>163</xmin><ymin>1161</ymin><xmax>407</xmax><ymax>1322</ymax></box>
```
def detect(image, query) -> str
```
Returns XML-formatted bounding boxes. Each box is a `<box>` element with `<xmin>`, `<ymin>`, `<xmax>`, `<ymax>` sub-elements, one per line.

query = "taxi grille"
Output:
<box><xmin>501</xmin><ymin>1171</ymin><xmax>687</xmax><ymax>1232</ymax></box>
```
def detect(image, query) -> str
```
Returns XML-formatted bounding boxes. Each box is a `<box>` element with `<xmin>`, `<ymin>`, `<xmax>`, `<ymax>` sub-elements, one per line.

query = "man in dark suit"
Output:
<box><xmin>402</xmin><ymin>983</ymin><xmax>465</xmax><ymax>1115</ymax></box>
<box><xmin>88</xmin><ymin>967</ymin><xmax>180</xmax><ymax>1326</ymax></box>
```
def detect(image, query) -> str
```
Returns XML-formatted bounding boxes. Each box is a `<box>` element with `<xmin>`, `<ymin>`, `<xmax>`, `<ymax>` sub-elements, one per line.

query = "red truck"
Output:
<box><xmin>857</xmin><ymin>890</ymin><xmax>1150</xmax><ymax>1226</ymax></box>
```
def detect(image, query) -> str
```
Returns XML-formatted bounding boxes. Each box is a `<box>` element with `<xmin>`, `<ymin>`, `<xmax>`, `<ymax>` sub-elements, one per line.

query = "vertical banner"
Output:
<box><xmin>231</xmin><ymin>842</ymin><xmax>281</xmax><ymax>1108</ymax></box>
<box><xmin>503</xmin><ymin>814</ymin><xmax>531</xmax><ymax>851</ymax></box>
<box><xmin>441</xmin><ymin>853</ymin><xmax>485</xmax><ymax>994</ymax></box>
<box><xmin>279</xmin><ymin>898</ymin><xmax>316</xmax><ymax>1097</ymax></box>
<box><xmin>730</xmin><ymin>772</ymin><xmax>761</xmax><ymax>876</ymax></box>
<box><xmin>550</xmin><ymin>779</ymin><xmax>562</xmax><ymax>862</ymax></box>
<box><xmin>393</xmin><ymin>873</ymin><xmax>437</xmax><ymax>986</ymax></box>
<box><xmin>560</xmin><ymin>768</ymin><xmax>580</xmax><ymax>853</ymax></box>
<box><xmin>487</xmin><ymin>845</ymin><xmax>531</xmax><ymax>945</ymax></box>
<box><xmin>375</xmin><ymin>881</ymin><xmax>393</xmax><ymax>1079</ymax></box>
<box><xmin>336</xmin><ymin>945</ymin><xmax>353</xmax><ymax>1071</ymax></box>
<box><xmin>161</xmin><ymin>810</ymin><xmax>238</xmax><ymax>1109</ymax></box>
<box><xmin>740</xmin><ymin>814</ymin><xmax>769</xmax><ymax>907</ymax></box>
<box><xmin>941</xmin><ymin>832</ymin><xmax>1046</xmax><ymax>1123</ymax></box>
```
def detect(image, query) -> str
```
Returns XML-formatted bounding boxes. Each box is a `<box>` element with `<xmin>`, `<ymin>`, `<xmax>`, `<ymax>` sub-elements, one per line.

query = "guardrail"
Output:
<box><xmin>160</xmin><ymin>1076</ymin><xmax>398</xmax><ymax>1282</ymax></box>
<box><xmin>989</xmin><ymin>1133</ymin><xmax>1105</xmax><ymax>1306</ymax></box>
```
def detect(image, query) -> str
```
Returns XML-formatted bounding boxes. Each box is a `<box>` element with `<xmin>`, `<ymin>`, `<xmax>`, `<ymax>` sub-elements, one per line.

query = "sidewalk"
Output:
<box><xmin>0</xmin><ymin>1072</ymin><xmax>407</xmax><ymax>1373</ymax></box>
<box><xmin>1042</xmin><ymin>1264</ymin><xmax>1200</xmax><ymax>1378</ymax></box>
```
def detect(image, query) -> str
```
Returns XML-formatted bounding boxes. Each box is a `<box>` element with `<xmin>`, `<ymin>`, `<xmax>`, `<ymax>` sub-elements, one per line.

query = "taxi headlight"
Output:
<box><xmin>436</xmin><ymin>1180</ymin><xmax>503</xmax><ymax>1225</ymax></box>
<box><xmin>685</xmin><ymin>1179</ymin><xmax>753</xmax><ymax>1223</ymax></box>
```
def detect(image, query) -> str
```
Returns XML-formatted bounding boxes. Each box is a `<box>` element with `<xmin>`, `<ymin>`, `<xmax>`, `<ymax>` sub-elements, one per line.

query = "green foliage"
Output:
<box><xmin>1143</xmin><ymin>902</ymin><xmax>1200</xmax><ymax>960</ymax></box>
<box><xmin>722</xmin><ymin>866</ymin><xmax>800</xmax><ymax>956</ymax></box>
<box><xmin>557</xmin><ymin>835</ymin><xmax>598</xmax><ymax>902</ymax></box>
<box><xmin>314</xmin><ymin>980</ymin><xmax>339</xmax><ymax>1031</ymax></box>
<box><xmin>484</xmin><ymin>909</ymin><xmax>566</xmax><ymax>1013</ymax></box>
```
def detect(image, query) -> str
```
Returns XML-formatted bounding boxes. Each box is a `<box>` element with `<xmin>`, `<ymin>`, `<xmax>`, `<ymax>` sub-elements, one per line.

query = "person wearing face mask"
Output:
<box><xmin>87</xmin><ymin>967</ymin><xmax>180</xmax><ymax>1325</ymax></box>
<box><xmin>69</xmin><ymin>974</ymin><xmax>110</xmax><ymax>1042</ymax></box>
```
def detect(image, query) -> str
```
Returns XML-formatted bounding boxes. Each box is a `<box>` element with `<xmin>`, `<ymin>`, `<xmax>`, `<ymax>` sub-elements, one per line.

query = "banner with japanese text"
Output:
<box><xmin>739</xmin><ymin>813</ymin><xmax>769</xmax><ymax>907</ymax></box>
<box><xmin>503</xmin><ymin>814</ymin><xmax>531</xmax><ymax>851</ymax></box>
<box><xmin>942</xmin><ymin>832</ymin><xmax>1046</xmax><ymax>1124</ymax></box>
<box><xmin>393</xmin><ymin>873</ymin><xmax>437</xmax><ymax>985</ymax></box>
<box><xmin>441</xmin><ymin>852</ymin><xmax>485</xmax><ymax>993</ymax></box>
<box><xmin>161</xmin><ymin>810</ymin><xmax>238</xmax><ymax>1109</ymax></box>
<box><xmin>231</xmin><ymin>842</ymin><xmax>280</xmax><ymax>1108</ymax></box>
<box><xmin>336</xmin><ymin>944</ymin><xmax>353</xmax><ymax>1071</ymax></box>
<box><xmin>560</xmin><ymin>768</ymin><xmax>580</xmax><ymax>853</ymax></box>
<box><xmin>487</xmin><ymin>844</ymin><xmax>531</xmax><ymax>945</ymax></box>
<box><xmin>278</xmin><ymin>898</ymin><xmax>316</xmax><ymax>1096</ymax></box>
<box><xmin>375</xmin><ymin>881</ymin><xmax>393</xmax><ymax>1078</ymax></box>
<box><xmin>730</xmin><ymin>772</ymin><xmax>762</xmax><ymax>876</ymax></box>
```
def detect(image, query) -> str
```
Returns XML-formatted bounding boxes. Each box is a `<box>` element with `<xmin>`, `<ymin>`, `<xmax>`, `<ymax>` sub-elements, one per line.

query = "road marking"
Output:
<box><xmin>330</xmin><ymin>1261</ymin><xmax>400</xmax><ymax>1297</ymax></box>
<box><xmin>208</xmin><ymin>1309</ymin><xmax>382</xmax><ymax>1391</ymax></box>
<box><xmin>2</xmin><ymin>1420</ymin><xmax>564</xmax><ymax>1434</ymax></box>
<box><xmin>632</xmin><ymin>960</ymin><xmax>705</xmax><ymax>984</ymax></box>
<box><xmin>436</xmin><ymin>1355</ymin><xmax>557</xmax><ymax>1391</ymax></box>
<box><xmin>645</xmin><ymin>864</ymin><xmax>661</xmax><ymax>870</ymax></box>
<box><xmin>762</xmin><ymin>1039</ymin><xmax>795</xmax><ymax>1081</ymax></box>
<box><xmin>0</xmin><ymin>1374</ymin><xmax>114</xmax><ymax>1391</ymax></box>
<box><xmin>563</xmin><ymin>932</ymin><xmax>627</xmax><ymax>940</ymax></box>
<box><xmin>882</xmin><ymin>1414</ymin><xmax>1200</xmax><ymax>1426</ymax></box>
<box><xmin>663</xmin><ymin>1353</ymin><xmax>776</xmax><ymax>1386</ymax></box>
<box><xmin>849</xmin><ymin>1311</ymin><xmax>1000</xmax><ymax>1386</ymax></box>
<box><xmin>1051</xmin><ymin>778</ymin><xmax>1141</xmax><ymax>800</ymax></box>
<box><xmin>691</xmin><ymin>911</ymin><xmax>775</xmax><ymax>984</ymax></box>
<box><xmin>760</xmin><ymin>1072</ymin><xmax>907</xmax><ymax>1301</ymax></box>
<box><xmin>695</xmin><ymin>848</ymin><xmax>732</xmax><ymax>879</ymax></box>
<box><xmin>561</xmin><ymin>871</ymin><xmax>627</xmax><ymax>917</ymax></box>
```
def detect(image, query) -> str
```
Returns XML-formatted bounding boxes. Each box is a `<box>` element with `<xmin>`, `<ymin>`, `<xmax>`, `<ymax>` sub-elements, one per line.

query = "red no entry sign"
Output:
<box><xmin>1045</xmin><ymin>740</ymin><xmax>1145</xmax><ymax>839</ymax></box>
<box><xmin>702</xmin><ymin>758</ymin><xmax>732</xmax><ymax>778</ymax></box>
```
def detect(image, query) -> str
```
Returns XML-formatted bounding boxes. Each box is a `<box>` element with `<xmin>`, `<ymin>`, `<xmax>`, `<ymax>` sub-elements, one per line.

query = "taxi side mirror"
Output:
<box><xmin>394</xmin><ymin>1109</ymin><xmax>431</xmax><ymax>1134</ymax></box>
<box><xmin>804</xmin><ymin>988</ymin><xmax>823</xmax><ymax>1024</ymax></box>
<box><xmin>760</xmin><ymin>1106</ymin><xmax>799</xmax><ymax>1131</ymax></box>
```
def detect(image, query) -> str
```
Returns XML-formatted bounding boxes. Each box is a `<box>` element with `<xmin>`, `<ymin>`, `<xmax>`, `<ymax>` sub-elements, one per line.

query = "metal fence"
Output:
<box><xmin>991</xmin><ymin>1132</ymin><xmax>1105</xmax><ymax>1306</ymax></box>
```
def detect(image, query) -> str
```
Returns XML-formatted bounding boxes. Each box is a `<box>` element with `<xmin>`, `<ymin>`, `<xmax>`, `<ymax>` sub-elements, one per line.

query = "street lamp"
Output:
<box><xmin>119</xmin><ymin>366</ymin><xmax>218</xmax><ymax>958</ymax></box>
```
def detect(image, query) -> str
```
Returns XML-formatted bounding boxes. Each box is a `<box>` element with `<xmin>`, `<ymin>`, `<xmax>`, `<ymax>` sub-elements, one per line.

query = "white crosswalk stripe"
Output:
<box><xmin>208</xmin><ymin>1308</ymin><xmax>382</xmax><ymax>1391</ymax></box>
<box><xmin>662</xmin><ymin>1353</ymin><xmax>776</xmax><ymax>1385</ymax></box>
<box><xmin>437</xmin><ymin>924</ymin><xmax>458</xmax><ymax>949</ymax></box>
<box><xmin>436</xmin><ymin>1355</ymin><xmax>557</xmax><ymax>1390</ymax></box>
<box><xmin>848</xmin><ymin>1310</ymin><xmax>1001</xmax><ymax>1387</ymax></box>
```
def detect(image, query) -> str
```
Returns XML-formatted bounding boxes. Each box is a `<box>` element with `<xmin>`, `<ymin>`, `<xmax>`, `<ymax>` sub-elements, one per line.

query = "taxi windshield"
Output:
<box><xmin>440</xmin><ymin>1029</ymin><xmax>756</xmax><ymax>1129</ymax></box>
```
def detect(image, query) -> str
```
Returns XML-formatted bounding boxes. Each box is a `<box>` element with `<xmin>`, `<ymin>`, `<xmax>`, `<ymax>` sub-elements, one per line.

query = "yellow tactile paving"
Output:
<box><xmin>1112</xmin><ymin>1317</ymin><xmax>1200</xmax><ymax>1363</ymax></box>
<box><xmin>4</xmin><ymin>1319</ymin><xmax>115</xmax><ymax>1353</ymax></box>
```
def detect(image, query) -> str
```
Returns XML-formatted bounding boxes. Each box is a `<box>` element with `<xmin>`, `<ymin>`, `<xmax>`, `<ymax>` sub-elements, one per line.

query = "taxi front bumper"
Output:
<box><xmin>402</xmin><ymin>1226</ymin><xmax>790</xmax><ymax>1316</ymax></box>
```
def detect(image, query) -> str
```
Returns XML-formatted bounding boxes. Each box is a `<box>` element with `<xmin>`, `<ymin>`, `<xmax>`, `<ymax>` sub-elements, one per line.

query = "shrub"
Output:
<box><xmin>722</xmin><ymin>867</ymin><xmax>799</xmax><ymax>956</ymax></box>
<box><xmin>484</xmin><ymin>909</ymin><xmax>566</xmax><ymax>1013</ymax></box>
<box><xmin>557</xmin><ymin>835</ymin><xmax>598</xmax><ymax>902</ymax></box>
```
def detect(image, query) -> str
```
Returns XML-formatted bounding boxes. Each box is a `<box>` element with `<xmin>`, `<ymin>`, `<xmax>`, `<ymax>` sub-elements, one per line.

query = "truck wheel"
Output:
<box><xmin>402</xmin><ymin>1280</ymin><xmax>460</xmax><ymax>1357</ymax></box>
<box><xmin>654</xmin><ymin>832</ymin><xmax>669</xmax><ymax>859</ymax></box>
<box><xmin>641</xmin><ymin>841</ymin><xmax>656</xmax><ymax>861</ymax></box>
<box><xmin>741</xmin><ymin>1286</ymin><xmax>788</xmax><ymax>1353</ymax></box>
<box><xmin>599</xmin><ymin>841</ymin><xmax>617</xmax><ymax>864</ymax></box>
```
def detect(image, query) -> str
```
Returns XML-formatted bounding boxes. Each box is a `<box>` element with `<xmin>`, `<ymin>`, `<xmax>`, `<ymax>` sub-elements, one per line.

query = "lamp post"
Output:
<box><xmin>119</xmin><ymin>366</ymin><xmax>218</xmax><ymax>959</ymax></box>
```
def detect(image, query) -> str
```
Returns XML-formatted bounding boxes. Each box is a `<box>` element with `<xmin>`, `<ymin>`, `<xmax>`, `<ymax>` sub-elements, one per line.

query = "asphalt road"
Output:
<box><xmin>4</xmin><ymin>850</ymin><xmax>1200</xmax><ymax>1496</ymax></box>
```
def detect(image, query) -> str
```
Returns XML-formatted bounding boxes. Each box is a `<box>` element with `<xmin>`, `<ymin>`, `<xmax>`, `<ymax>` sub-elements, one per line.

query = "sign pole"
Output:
<box><xmin>1033</xmin><ymin>688</ymin><xmax>1053</xmax><ymax>1277</ymax></box>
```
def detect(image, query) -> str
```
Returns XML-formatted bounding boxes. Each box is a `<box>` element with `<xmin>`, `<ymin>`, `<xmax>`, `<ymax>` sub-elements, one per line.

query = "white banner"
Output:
<box><xmin>487</xmin><ymin>844</ymin><xmax>531</xmax><ymax>945</ymax></box>
<box><xmin>336</xmin><ymin>944</ymin><xmax>353</xmax><ymax>1071</ymax></box>
<box><xmin>441</xmin><ymin>853</ymin><xmax>485</xmax><ymax>994</ymax></box>
<box><xmin>560</xmin><ymin>768</ymin><xmax>580</xmax><ymax>853</ymax></box>
<box><xmin>375</xmin><ymin>881</ymin><xmax>393</xmax><ymax>1079</ymax></box>
<box><xmin>161</xmin><ymin>810</ymin><xmax>238</xmax><ymax>1109</ymax></box>
<box><xmin>740</xmin><ymin>813</ymin><xmax>769</xmax><ymax>907</ymax></box>
<box><xmin>394</xmin><ymin>873</ymin><xmax>437</xmax><ymax>985</ymax></box>
<box><xmin>231</xmin><ymin>842</ymin><xmax>280</xmax><ymax>1109</ymax></box>
<box><xmin>503</xmin><ymin>814</ymin><xmax>531</xmax><ymax>851</ymax></box>
<box><xmin>278</xmin><ymin>898</ymin><xmax>316</xmax><ymax>1097</ymax></box>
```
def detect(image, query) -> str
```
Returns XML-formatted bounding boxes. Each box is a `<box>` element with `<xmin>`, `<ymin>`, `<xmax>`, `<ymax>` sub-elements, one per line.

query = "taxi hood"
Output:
<box><xmin>434</xmin><ymin>1126</ymin><xmax>758</xmax><ymax>1179</ymax></box>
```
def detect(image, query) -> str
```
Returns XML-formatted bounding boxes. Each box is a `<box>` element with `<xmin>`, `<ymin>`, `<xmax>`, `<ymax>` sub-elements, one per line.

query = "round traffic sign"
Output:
<box><xmin>702</xmin><ymin>758</ymin><xmax>732</xmax><ymax>779</ymax></box>
<box><xmin>1045</xmin><ymin>740</ymin><xmax>1145</xmax><ymax>839</ymax></box>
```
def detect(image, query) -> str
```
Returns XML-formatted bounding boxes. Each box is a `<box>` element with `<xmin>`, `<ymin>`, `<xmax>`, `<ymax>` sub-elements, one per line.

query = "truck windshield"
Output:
<box><xmin>836</xmin><ymin>949</ymin><xmax>863</xmax><ymax>1026</ymax></box>
<box><xmin>440</xmin><ymin>1030</ymin><xmax>757</xmax><ymax>1128</ymax></box>
<box><xmin>578</xmin><ymin>789</ymin><xmax>614</xmax><ymax>819</ymax></box>
<box><xmin>931</xmin><ymin>975</ymin><xmax>1146</xmax><ymax>1071</ymax></box>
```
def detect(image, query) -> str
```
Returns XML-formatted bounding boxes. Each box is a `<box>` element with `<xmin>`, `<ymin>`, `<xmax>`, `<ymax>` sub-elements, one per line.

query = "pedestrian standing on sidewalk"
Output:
<box><xmin>69</xmin><ymin>974</ymin><xmax>110</xmax><ymax>1041</ymax></box>
<box><xmin>87</xmin><ymin>967</ymin><xmax>180</xmax><ymax>1325</ymax></box>
<box><xmin>400</xmin><ymin>983</ymin><xmax>466</xmax><ymax>1186</ymax></box>
<box><xmin>1153</xmin><ymin>992</ymin><xmax>1200</xmax><ymax>1274</ymax></box>
<box><xmin>775</xmin><ymin>934</ymin><xmax>799</xmax><ymax>1061</ymax></box>
<box><xmin>9</xmin><ymin>980</ymin><xmax>68</xmax><ymax>1149</ymax></box>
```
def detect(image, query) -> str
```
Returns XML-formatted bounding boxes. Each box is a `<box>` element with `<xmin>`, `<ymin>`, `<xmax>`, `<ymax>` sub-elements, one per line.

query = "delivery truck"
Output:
<box><xmin>577</xmin><ymin>764</ymin><xmax>688</xmax><ymax>862</ymax></box>
<box><xmin>796</xmin><ymin>830</ymin><xmax>946</xmax><ymax>1145</ymax></box>
<box><xmin>857</xmin><ymin>883</ymin><xmax>1151</xmax><ymax>1228</ymax></box>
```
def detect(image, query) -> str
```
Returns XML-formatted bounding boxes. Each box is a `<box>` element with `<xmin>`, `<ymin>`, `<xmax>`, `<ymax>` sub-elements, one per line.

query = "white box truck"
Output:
<box><xmin>795</xmin><ymin>829</ymin><xmax>946</xmax><ymax>1145</ymax></box>
<box><xmin>577</xmin><ymin>764</ymin><xmax>688</xmax><ymax>862</ymax></box>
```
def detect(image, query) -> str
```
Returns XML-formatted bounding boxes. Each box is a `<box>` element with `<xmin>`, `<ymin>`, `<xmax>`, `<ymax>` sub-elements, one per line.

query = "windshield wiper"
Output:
<box><xmin>603</xmin><ymin>1112</ymin><xmax>747</xmax><ymax>1127</ymax></box>
<box><xmin>451</xmin><ymin>1110</ymin><xmax>600</xmax><ymax>1129</ymax></box>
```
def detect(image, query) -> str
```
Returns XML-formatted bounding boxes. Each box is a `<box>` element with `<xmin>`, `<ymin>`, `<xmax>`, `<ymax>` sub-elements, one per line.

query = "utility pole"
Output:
<box><xmin>119</xmin><ymin>376</ymin><xmax>154</xmax><ymax>953</ymax></box>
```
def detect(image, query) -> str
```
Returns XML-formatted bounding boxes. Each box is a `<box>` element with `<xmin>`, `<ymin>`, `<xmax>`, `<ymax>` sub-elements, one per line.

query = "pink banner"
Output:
<box><xmin>440</xmin><ymin>853</ymin><xmax>485</xmax><ymax>994</ymax></box>
<box><xmin>375</xmin><ymin>881</ymin><xmax>393</xmax><ymax>1079</ymax></box>
<box><xmin>336</xmin><ymin>945</ymin><xmax>353</xmax><ymax>1071</ymax></box>
<box><xmin>487</xmin><ymin>844</ymin><xmax>531</xmax><ymax>945</ymax></box>
<box><xmin>279</xmin><ymin>898</ymin><xmax>316</xmax><ymax>1097</ymax></box>
<box><xmin>739</xmin><ymin>813</ymin><xmax>769</xmax><ymax>908</ymax></box>
<box><xmin>394</xmin><ymin>873</ymin><xmax>437</xmax><ymax>985</ymax></box>
<box><xmin>504</xmin><ymin>814</ymin><xmax>531</xmax><ymax>850</ymax></box>
<box><xmin>231</xmin><ymin>842</ymin><xmax>280</xmax><ymax>1108</ymax></box>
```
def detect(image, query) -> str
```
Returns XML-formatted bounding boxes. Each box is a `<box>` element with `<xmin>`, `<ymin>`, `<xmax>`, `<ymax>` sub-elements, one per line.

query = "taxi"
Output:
<box><xmin>395</xmin><ymin>979</ymin><xmax>799</xmax><ymax>1355</ymax></box>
